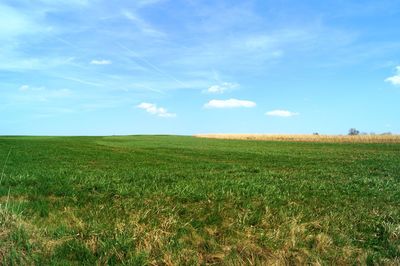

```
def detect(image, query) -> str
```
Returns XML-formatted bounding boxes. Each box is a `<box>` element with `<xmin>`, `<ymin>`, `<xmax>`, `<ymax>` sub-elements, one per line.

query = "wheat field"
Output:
<box><xmin>1</xmin><ymin>136</ymin><xmax>400</xmax><ymax>264</ymax></box>
<box><xmin>195</xmin><ymin>134</ymin><xmax>400</xmax><ymax>143</ymax></box>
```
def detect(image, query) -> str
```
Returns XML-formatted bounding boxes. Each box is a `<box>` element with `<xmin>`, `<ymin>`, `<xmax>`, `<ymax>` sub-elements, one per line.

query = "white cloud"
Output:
<box><xmin>265</xmin><ymin>110</ymin><xmax>299</xmax><ymax>117</ymax></box>
<box><xmin>204</xmin><ymin>99</ymin><xmax>256</xmax><ymax>108</ymax></box>
<box><xmin>90</xmin><ymin>59</ymin><xmax>112</xmax><ymax>65</ymax></box>
<box><xmin>137</xmin><ymin>102</ymin><xmax>176</xmax><ymax>117</ymax></box>
<box><xmin>19</xmin><ymin>85</ymin><xmax>31</xmax><ymax>91</ymax></box>
<box><xmin>19</xmin><ymin>85</ymin><xmax>45</xmax><ymax>92</ymax></box>
<box><xmin>386</xmin><ymin>76</ymin><xmax>400</xmax><ymax>85</ymax></box>
<box><xmin>205</xmin><ymin>82</ymin><xmax>239</xmax><ymax>94</ymax></box>
<box><xmin>385</xmin><ymin>66</ymin><xmax>400</xmax><ymax>86</ymax></box>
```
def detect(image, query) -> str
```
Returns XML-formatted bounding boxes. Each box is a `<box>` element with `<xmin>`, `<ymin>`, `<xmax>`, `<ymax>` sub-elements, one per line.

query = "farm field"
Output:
<box><xmin>196</xmin><ymin>134</ymin><xmax>400</xmax><ymax>143</ymax></box>
<box><xmin>1</xmin><ymin>135</ymin><xmax>400</xmax><ymax>265</ymax></box>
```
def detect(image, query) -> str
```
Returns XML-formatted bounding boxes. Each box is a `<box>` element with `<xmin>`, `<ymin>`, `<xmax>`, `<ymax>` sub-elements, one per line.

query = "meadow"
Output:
<box><xmin>0</xmin><ymin>135</ymin><xmax>399</xmax><ymax>265</ymax></box>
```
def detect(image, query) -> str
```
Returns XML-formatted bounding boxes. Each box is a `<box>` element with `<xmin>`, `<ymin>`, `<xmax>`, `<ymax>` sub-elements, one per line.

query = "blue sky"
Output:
<box><xmin>1</xmin><ymin>0</ymin><xmax>400</xmax><ymax>135</ymax></box>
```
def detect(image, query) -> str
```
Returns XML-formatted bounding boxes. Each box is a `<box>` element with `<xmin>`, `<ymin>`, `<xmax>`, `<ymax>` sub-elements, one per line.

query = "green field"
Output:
<box><xmin>1</xmin><ymin>136</ymin><xmax>399</xmax><ymax>265</ymax></box>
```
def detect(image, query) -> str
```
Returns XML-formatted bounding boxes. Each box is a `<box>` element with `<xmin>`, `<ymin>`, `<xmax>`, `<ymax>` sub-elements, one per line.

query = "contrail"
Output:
<box><xmin>59</xmin><ymin>76</ymin><xmax>104</xmax><ymax>87</ymax></box>
<box><xmin>55</xmin><ymin>37</ymin><xmax>80</xmax><ymax>49</ymax></box>
<box><xmin>117</xmin><ymin>43</ymin><xmax>188</xmax><ymax>88</ymax></box>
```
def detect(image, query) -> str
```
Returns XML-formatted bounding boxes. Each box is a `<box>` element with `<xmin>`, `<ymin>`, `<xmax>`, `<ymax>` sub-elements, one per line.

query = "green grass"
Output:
<box><xmin>0</xmin><ymin>135</ymin><xmax>399</xmax><ymax>265</ymax></box>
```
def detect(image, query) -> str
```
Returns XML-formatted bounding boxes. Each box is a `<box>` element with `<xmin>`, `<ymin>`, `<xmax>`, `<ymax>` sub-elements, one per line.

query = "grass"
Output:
<box><xmin>0</xmin><ymin>135</ymin><xmax>399</xmax><ymax>265</ymax></box>
<box><xmin>195</xmin><ymin>134</ymin><xmax>400</xmax><ymax>143</ymax></box>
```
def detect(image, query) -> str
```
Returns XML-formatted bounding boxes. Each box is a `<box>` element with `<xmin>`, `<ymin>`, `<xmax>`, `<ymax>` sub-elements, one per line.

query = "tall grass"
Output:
<box><xmin>0</xmin><ymin>147</ymin><xmax>37</xmax><ymax>265</ymax></box>
<box><xmin>0</xmin><ymin>148</ymin><xmax>12</xmax><ymax>185</ymax></box>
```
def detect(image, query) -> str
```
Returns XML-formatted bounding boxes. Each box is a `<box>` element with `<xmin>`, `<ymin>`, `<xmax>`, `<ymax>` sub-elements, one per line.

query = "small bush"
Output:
<box><xmin>348</xmin><ymin>128</ymin><xmax>360</xmax><ymax>135</ymax></box>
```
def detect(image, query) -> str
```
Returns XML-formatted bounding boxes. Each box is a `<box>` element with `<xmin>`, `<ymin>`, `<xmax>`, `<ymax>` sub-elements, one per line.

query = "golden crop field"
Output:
<box><xmin>195</xmin><ymin>134</ymin><xmax>400</xmax><ymax>143</ymax></box>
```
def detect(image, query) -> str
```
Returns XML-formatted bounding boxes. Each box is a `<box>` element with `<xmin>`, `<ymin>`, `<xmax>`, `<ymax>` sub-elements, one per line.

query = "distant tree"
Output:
<box><xmin>348</xmin><ymin>128</ymin><xmax>360</xmax><ymax>136</ymax></box>
<box><xmin>381</xmin><ymin>132</ymin><xmax>392</xmax><ymax>135</ymax></box>
<box><xmin>313</xmin><ymin>132</ymin><xmax>319</xmax><ymax>135</ymax></box>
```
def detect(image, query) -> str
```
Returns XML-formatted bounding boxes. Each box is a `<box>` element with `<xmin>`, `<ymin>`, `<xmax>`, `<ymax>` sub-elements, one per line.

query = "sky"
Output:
<box><xmin>1</xmin><ymin>0</ymin><xmax>400</xmax><ymax>135</ymax></box>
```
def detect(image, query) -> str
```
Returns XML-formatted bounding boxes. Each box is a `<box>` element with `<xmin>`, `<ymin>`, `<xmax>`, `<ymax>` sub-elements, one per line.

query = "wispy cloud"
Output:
<box><xmin>265</xmin><ymin>110</ymin><xmax>299</xmax><ymax>117</ymax></box>
<box><xmin>19</xmin><ymin>84</ymin><xmax>44</xmax><ymax>92</ymax></box>
<box><xmin>204</xmin><ymin>99</ymin><xmax>256</xmax><ymax>108</ymax></box>
<box><xmin>122</xmin><ymin>11</ymin><xmax>165</xmax><ymax>37</ymax></box>
<box><xmin>36</xmin><ymin>0</ymin><xmax>91</xmax><ymax>7</ymax></box>
<box><xmin>137</xmin><ymin>102</ymin><xmax>176</xmax><ymax>117</ymax></box>
<box><xmin>385</xmin><ymin>66</ymin><xmax>400</xmax><ymax>86</ymax></box>
<box><xmin>18</xmin><ymin>85</ymin><xmax>72</xmax><ymax>101</ymax></box>
<box><xmin>204</xmin><ymin>82</ymin><xmax>239</xmax><ymax>94</ymax></box>
<box><xmin>90</xmin><ymin>59</ymin><xmax>112</xmax><ymax>65</ymax></box>
<box><xmin>0</xmin><ymin>3</ymin><xmax>42</xmax><ymax>39</ymax></box>
<box><xmin>135</xmin><ymin>0</ymin><xmax>165</xmax><ymax>7</ymax></box>
<box><xmin>119</xmin><ymin>43</ymin><xmax>188</xmax><ymax>88</ymax></box>
<box><xmin>31</xmin><ymin>107</ymin><xmax>76</xmax><ymax>119</ymax></box>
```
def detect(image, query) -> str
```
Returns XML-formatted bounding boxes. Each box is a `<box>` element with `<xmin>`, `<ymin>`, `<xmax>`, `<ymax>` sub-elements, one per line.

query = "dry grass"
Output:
<box><xmin>0</xmin><ymin>203</ymin><xmax>35</xmax><ymax>265</ymax></box>
<box><xmin>195</xmin><ymin>134</ymin><xmax>400</xmax><ymax>143</ymax></box>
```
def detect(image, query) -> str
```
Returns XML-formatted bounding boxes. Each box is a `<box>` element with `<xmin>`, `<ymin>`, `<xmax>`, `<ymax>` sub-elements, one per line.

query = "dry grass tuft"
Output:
<box><xmin>0</xmin><ymin>204</ymin><xmax>33</xmax><ymax>264</ymax></box>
